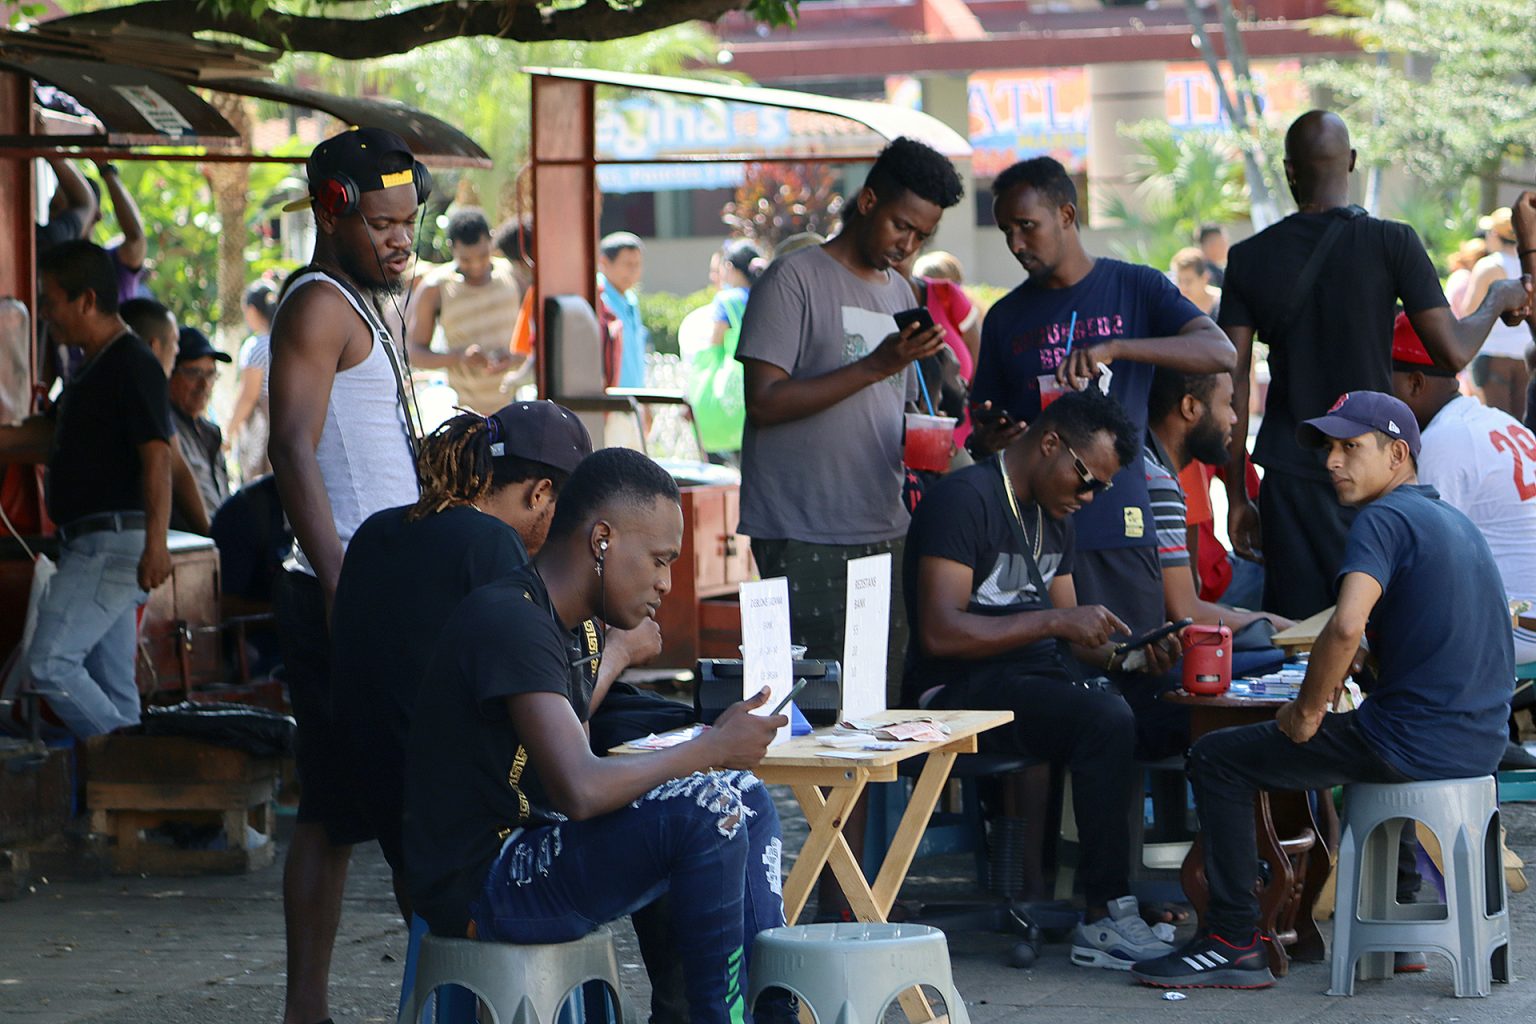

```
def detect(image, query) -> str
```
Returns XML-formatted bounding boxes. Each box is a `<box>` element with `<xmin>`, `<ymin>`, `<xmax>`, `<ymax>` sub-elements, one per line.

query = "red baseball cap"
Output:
<box><xmin>1391</xmin><ymin>313</ymin><xmax>1458</xmax><ymax>377</ymax></box>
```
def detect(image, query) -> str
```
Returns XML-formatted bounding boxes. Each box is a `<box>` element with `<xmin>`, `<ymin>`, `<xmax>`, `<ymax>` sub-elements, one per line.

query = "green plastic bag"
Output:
<box><xmin>687</xmin><ymin>295</ymin><xmax>747</xmax><ymax>453</ymax></box>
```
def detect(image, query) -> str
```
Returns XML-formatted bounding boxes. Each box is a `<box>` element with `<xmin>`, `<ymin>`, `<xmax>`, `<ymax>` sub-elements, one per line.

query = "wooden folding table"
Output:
<box><xmin>615</xmin><ymin>708</ymin><xmax>1013</xmax><ymax>1023</ymax></box>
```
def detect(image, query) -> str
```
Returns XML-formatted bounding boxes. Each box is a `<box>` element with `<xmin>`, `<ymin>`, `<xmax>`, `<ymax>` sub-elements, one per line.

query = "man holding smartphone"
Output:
<box><xmin>736</xmin><ymin>138</ymin><xmax>963</xmax><ymax>707</ymax></box>
<box><xmin>967</xmin><ymin>157</ymin><xmax>1234</xmax><ymax>641</ymax></box>
<box><xmin>905</xmin><ymin>389</ymin><xmax>1184</xmax><ymax>970</ymax></box>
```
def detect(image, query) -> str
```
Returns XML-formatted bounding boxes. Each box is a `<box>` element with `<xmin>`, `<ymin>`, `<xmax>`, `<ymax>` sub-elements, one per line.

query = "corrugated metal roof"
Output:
<box><xmin>202</xmin><ymin>77</ymin><xmax>491</xmax><ymax>168</ymax></box>
<box><xmin>0</xmin><ymin>53</ymin><xmax>241</xmax><ymax>146</ymax></box>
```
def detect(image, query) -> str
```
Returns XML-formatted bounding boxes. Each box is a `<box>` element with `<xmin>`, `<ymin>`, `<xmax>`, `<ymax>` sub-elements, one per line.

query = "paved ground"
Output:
<box><xmin>3</xmin><ymin>794</ymin><xmax>1534</xmax><ymax>1024</ymax></box>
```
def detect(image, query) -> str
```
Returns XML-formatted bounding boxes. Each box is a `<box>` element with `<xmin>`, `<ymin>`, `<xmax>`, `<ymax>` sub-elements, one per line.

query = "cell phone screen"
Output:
<box><xmin>894</xmin><ymin>307</ymin><xmax>936</xmax><ymax>333</ymax></box>
<box><xmin>1120</xmin><ymin>618</ymin><xmax>1195</xmax><ymax>652</ymax></box>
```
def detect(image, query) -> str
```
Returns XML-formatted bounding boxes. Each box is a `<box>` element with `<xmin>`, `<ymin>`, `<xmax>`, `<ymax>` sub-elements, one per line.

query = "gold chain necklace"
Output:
<box><xmin>998</xmin><ymin>450</ymin><xmax>1042</xmax><ymax>561</ymax></box>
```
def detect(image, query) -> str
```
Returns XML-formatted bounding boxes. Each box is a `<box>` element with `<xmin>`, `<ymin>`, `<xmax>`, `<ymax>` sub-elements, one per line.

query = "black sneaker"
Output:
<box><xmin>1130</xmin><ymin>931</ymin><xmax>1276</xmax><ymax>989</ymax></box>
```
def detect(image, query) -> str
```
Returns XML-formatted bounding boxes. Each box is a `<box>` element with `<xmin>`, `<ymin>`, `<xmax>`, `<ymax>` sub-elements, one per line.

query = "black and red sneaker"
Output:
<box><xmin>1130</xmin><ymin>931</ymin><xmax>1277</xmax><ymax>989</ymax></box>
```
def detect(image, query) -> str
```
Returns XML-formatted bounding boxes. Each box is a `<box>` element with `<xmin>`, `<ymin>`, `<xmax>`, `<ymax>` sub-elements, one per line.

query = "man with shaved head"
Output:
<box><xmin>1220</xmin><ymin>110</ymin><xmax>1529</xmax><ymax>619</ymax></box>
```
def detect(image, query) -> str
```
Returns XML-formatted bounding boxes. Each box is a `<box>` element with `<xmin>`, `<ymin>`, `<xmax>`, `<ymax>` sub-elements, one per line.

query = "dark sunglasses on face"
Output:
<box><xmin>1065</xmin><ymin>442</ymin><xmax>1113</xmax><ymax>495</ymax></box>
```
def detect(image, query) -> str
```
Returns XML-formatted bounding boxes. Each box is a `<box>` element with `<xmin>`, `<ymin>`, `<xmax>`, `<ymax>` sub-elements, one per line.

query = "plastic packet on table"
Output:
<box><xmin>815</xmin><ymin>735</ymin><xmax>902</xmax><ymax>751</ymax></box>
<box><xmin>838</xmin><ymin>718</ymin><xmax>951</xmax><ymax>743</ymax></box>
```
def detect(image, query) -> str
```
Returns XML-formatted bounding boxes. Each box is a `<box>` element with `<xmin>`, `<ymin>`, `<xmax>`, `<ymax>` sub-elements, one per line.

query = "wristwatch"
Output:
<box><xmin>100</xmin><ymin>163</ymin><xmax>120</xmax><ymax>177</ymax></box>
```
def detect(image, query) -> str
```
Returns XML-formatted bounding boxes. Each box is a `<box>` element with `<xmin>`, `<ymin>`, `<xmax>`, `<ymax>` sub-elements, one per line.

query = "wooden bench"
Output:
<box><xmin>86</xmin><ymin>735</ymin><xmax>278</xmax><ymax>876</ymax></box>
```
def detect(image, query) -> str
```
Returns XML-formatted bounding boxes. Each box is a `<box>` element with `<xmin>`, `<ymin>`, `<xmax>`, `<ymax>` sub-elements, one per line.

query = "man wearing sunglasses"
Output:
<box><xmin>903</xmin><ymin>388</ymin><xmax>1185</xmax><ymax>971</ymax></box>
<box><xmin>968</xmin><ymin>157</ymin><xmax>1235</xmax><ymax>643</ymax></box>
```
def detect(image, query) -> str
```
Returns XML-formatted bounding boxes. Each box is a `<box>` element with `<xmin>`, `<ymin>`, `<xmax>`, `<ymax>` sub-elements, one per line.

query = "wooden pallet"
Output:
<box><xmin>85</xmin><ymin>736</ymin><xmax>278</xmax><ymax>876</ymax></box>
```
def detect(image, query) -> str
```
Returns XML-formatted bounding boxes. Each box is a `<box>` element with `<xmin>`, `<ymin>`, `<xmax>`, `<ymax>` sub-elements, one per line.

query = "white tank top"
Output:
<box><xmin>1478</xmin><ymin>252</ymin><xmax>1530</xmax><ymax>360</ymax></box>
<box><xmin>275</xmin><ymin>270</ymin><xmax>420</xmax><ymax>574</ymax></box>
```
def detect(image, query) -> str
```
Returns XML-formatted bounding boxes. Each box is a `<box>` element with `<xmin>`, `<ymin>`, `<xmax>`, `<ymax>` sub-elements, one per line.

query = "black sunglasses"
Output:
<box><xmin>1065</xmin><ymin>442</ymin><xmax>1113</xmax><ymax>495</ymax></box>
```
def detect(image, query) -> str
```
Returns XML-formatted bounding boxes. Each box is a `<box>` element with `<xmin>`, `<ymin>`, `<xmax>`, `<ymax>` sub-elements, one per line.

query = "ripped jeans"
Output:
<box><xmin>472</xmin><ymin>770</ymin><xmax>789</xmax><ymax>1024</ymax></box>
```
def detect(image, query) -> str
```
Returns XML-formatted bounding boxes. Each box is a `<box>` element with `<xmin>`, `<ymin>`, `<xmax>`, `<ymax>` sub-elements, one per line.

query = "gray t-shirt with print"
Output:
<box><xmin>735</xmin><ymin>245</ymin><xmax>918</xmax><ymax>545</ymax></box>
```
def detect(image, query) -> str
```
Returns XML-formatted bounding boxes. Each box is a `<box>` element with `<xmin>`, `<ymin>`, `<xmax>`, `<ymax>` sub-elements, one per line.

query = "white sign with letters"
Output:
<box><xmin>739</xmin><ymin>576</ymin><xmax>794</xmax><ymax>745</ymax></box>
<box><xmin>111</xmin><ymin>85</ymin><xmax>193</xmax><ymax>137</ymax></box>
<box><xmin>842</xmin><ymin>553</ymin><xmax>891</xmax><ymax>720</ymax></box>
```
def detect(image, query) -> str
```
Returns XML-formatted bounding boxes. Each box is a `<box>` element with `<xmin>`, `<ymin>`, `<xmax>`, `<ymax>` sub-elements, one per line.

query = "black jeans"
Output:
<box><xmin>1188</xmin><ymin>711</ymin><xmax>1418</xmax><ymax>937</ymax></box>
<box><xmin>930</xmin><ymin>665</ymin><xmax>1136</xmax><ymax>908</ymax></box>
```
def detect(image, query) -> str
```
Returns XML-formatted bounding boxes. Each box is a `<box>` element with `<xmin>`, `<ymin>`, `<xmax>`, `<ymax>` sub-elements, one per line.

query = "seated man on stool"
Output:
<box><xmin>1132</xmin><ymin>391</ymin><xmax>1514</xmax><ymax>990</ymax></box>
<box><xmin>904</xmin><ymin>388</ymin><xmax>1183</xmax><ymax>971</ymax></box>
<box><xmin>404</xmin><ymin>448</ymin><xmax>794</xmax><ymax>1024</ymax></box>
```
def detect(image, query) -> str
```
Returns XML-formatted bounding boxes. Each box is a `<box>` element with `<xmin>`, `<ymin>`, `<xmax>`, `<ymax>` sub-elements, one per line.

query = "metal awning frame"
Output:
<box><xmin>526</xmin><ymin>65</ymin><xmax>972</xmax><ymax>168</ymax></box>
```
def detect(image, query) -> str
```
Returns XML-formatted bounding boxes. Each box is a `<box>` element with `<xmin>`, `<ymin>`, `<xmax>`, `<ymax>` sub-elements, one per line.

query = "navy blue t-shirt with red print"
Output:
<box><xmin>971</xmin><ymin>258</ymin><xmax>1205</xmax><ymax>551</ymax></box>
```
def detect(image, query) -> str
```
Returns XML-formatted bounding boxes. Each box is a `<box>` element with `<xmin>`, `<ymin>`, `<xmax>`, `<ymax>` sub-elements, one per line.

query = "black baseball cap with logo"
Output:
<box><xmin>281</xmin><ymin>127</ymin><xmax>426</xmax><ymax>212</ymax></box>
<box><xmin>486</xmin><ymin>401</ymin><xmax>592</xmax><ymax>475</ymax></box>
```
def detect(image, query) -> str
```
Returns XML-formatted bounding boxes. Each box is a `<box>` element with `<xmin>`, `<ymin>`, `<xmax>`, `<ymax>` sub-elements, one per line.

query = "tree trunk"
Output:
<box><xmin>205</xmin><ymin>91</ymin><xmax>253</xmax><ymax>354</ymax></box>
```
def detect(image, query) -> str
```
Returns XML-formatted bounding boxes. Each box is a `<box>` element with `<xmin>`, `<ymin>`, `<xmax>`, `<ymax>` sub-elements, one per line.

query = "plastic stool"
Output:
<box><xmin>398</xmin><ymin>928</ymin><xmax>628</xmax><ymax>1024</ymax></box>
<box><xmin>747</xmin><ymin>923</ymin><xmax>970</xmax><ymax>1024</ymax></box>
<box><xmin>1328</xmin><ymin>776</ymin><xmax>1511</xmax><ymax>997</ymax></box>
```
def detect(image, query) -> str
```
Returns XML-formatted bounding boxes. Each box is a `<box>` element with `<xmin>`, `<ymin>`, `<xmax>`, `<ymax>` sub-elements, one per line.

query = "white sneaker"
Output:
<box><xmin>1070</xmin><ymin>895</ymin><xmax>1176</xmax><ymax>970</ymax></box>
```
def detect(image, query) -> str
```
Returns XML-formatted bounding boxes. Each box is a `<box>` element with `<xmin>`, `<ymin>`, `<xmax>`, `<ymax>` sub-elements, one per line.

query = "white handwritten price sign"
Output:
<box><xmin>739</xmin><ymin>576</ymin><xmax>794</xmax><ymax>745</ymax></box>
<box><xmin>841</xmin><ymin>553</ymin><xmax>891</xmax><ymax>719</ymax></box>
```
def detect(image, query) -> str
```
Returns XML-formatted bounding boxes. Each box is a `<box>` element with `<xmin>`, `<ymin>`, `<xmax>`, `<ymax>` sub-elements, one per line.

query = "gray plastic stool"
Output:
<box><xmin>398</xmin><ymin>928</ymin><xmax>628</xmax><ymax>1024</ymax></box>
<box><xmin>748</xmin><ymin>923</ymin><xmax>970</xmax><ymax>1024</ymax></box>
<box><xmin>1328</xmin><ymin>776</ymin><xmax>1511</xmax><ymax>997</ymax></box>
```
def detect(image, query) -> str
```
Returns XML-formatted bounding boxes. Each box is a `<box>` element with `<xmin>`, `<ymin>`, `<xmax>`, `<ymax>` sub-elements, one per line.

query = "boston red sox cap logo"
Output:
<box><xmin>1328</xmin><ymin>393</ymin><xmax>1350</xmax><ymax>413</ymax></box>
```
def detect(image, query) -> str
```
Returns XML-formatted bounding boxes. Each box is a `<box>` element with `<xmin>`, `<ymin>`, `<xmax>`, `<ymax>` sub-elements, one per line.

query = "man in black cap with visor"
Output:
<box><xmin>268</xmin><ymin>126</ymin><xmax>429</xmax><ymax>1024</ymax></box>
<box><xmin>1132</xmin><ymin>390</ymin><xmax>1514</xmax><ymax>990</ymax></box>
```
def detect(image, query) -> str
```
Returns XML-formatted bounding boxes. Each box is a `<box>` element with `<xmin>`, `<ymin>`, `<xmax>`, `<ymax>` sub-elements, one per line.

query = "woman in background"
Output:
<box><xmin>226</xmin><ymin>280</ymin><xmax>276</xmax><ymax>484</ymax></box>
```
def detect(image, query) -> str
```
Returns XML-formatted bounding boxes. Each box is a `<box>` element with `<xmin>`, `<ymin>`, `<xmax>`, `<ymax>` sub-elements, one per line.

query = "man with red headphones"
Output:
<box><xmin>268</xmin><ymin>126</ymin><xmax>430</xmax><ymax>1024</ymax></box>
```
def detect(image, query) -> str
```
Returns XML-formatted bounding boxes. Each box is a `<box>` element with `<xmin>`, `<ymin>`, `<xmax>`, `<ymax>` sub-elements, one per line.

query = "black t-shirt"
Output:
<box><xmin>403</xmin><ymin>565</ymin><xmax>604</xmax><ymax>937</ymax></box>
<box><xmin>47</xmin><ymin>332</ymin><xmax>173</xmax><ymax>525</ymax></box>
<box><xmin>903</xmin><ymin>458</ymin><xmax>1075</xmax><ymax>694</ymax></box>
<box><xmin>1219</xmin><ymin>209</ymin><xmax>1447</xmax><ymax>477</ymax></box>
<box><xmin>209</xmin><ymin>474</ymin><xmax>290</xmax><ymax>604</ymax></box>
<box><xmin>331</xmin><ymin>505</ymin><xmax>530</xmax><ymax>746</ymax></box>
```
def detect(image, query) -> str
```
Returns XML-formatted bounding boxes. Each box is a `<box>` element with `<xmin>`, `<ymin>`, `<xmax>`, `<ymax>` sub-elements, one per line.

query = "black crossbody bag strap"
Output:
<box><xmin>990</xmin><ymin>456</ymin><xmax>1084</xmax><ymax>680</ymax></box>
<box><xmin>1267</xmin><ymin>205</ymin><xmax>1365</xmax><ymax>342</ymax></box>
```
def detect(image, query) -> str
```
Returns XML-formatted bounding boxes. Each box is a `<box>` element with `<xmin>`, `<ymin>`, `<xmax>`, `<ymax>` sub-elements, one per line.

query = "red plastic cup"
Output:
<box><xmin>1038</xmin><ymin>374</ymin><xmax>1067</xmax><ymax>409</ymax></box>
<box><xmin>903</xmin><ymin>412</ymin><xmax>958</xmax><ymax>472</ymax></box>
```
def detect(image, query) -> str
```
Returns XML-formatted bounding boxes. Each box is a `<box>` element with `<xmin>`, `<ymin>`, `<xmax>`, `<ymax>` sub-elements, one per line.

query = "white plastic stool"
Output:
<box><xmin>398</xmin><ymin>928</ymin><xmax>628</xmax><ymax>1024</ymax></box>
<box><xmin>747</xmin><ymin>923</ymin><xmax>970</xmax><ymax>1024</ymax></box>
<box><xmin>1328</xmin><ymin>776</ymin><xmax>1512</xmax><ymax>997</ymax></box>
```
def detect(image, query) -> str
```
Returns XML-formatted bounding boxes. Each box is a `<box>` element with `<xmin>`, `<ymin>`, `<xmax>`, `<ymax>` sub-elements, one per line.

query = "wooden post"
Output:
<box><xmin>529</xmin><ymin>74</ymin><xmax>597</xmax><ymax>400</ymax></box>
<box><xmin>0</xmin><ymin>70</ymin><xmax>35</xmax><ymax>411</ymax></box>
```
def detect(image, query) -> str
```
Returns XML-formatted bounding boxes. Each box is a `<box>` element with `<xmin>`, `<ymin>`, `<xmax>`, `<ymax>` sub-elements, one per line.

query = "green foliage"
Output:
<box><xmin>1307</xmin><ymin>0</ymin><xmax>1536</xmax><ymax>194</ymax></box>
<box><xmin>286</xmin><ymin>20</ymin><xmax>720</xmax><ymax>236</ymax></box>
<box><xmin>1097</xmin><ymin>122</ymin><xmax>1251</xmax><ymax>270</ymax></box>
<box><xmin>963</xmin><ymin>283</ymin><xmax>1008</xmax><ymax>318</ymax></box>
<box><xmin>1386</xmin><ymin>178</ymin><xmax>1483</xmax><ymax>273</ymax></box>
<box><xmin>95</xmin><ymin>158</ymin><xmax>296</xmax><ymax>330</ymax></box>
<box><xmin>639</xmin><ymin>287</ymin><xmax>715</xmax><ymax>357</ymax></box>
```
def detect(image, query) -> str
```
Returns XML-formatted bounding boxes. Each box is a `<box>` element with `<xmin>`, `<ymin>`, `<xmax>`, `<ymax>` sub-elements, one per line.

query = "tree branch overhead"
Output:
<box><xmin>54</xmin><ymin>0</ymin><xmax>759</xmax><ymax>61</ymax></box>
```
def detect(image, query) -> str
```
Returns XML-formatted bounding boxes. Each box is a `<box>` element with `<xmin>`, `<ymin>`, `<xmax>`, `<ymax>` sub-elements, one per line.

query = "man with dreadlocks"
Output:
<box><xmin>330</xmin><ymin>400</ymin><xmax>694</xmax><ymax>1021</ymax></box>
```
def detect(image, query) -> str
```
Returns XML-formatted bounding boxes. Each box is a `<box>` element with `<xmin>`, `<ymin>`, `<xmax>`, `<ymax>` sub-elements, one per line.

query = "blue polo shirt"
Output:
<box><xmin>1342</xmin><ymin>484</ymin><xmax>1512</xmax><ymax>780</ymax></box>
<box><xmin>971</xmin><ymin>258</ymin><xmax>1202</xmax><ymax>551</ymax></box>
<box><xmin>600</xmin><ymin>274</ymin><xmax>648</xmax><ymax>388</ymax></box>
